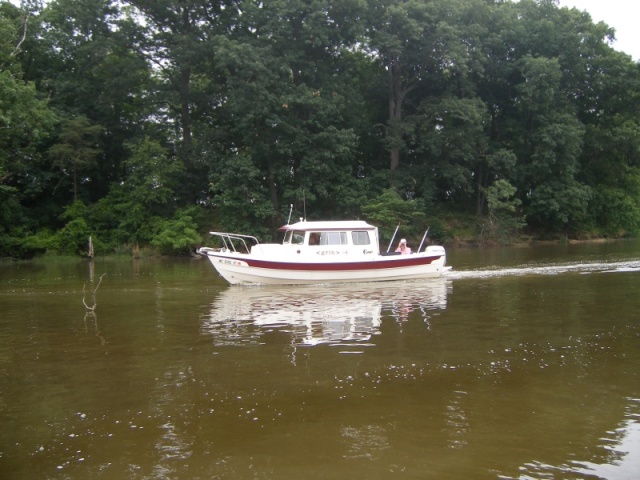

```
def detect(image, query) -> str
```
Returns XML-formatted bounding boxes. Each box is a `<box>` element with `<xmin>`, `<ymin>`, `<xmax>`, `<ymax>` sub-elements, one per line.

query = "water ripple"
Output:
<box><xmin>448</xmin><ymin>260</ymin><xmax>640</xmax><ymax>280</ymax></box>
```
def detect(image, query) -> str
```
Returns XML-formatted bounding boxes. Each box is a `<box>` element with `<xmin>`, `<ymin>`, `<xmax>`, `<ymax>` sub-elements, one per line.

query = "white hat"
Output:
<box><xmin>400</xmin><ymin>238</ymin><xmax>406</xmax><ymax>244</ymax></box>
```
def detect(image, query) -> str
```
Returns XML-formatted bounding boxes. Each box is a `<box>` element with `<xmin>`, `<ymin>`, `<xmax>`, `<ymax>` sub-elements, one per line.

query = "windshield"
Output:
<box><xmin>282</xmin><ymin>230</ymin><xmax>304</xmax><ymax>245</ymax></box>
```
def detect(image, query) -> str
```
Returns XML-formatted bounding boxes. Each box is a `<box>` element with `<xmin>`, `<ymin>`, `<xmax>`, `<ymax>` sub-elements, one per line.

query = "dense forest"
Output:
<box><xmin>1</xmin><ymin>0</ymin><xmax>639</xmax><ymax>258</ymax></box>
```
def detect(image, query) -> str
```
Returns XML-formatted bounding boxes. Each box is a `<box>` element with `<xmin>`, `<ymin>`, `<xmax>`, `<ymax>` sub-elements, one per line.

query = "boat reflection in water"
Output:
<box><xmin>201</xmin><ymin>278</ymin><xmax>451</xmax><ymax>347</ymax></box>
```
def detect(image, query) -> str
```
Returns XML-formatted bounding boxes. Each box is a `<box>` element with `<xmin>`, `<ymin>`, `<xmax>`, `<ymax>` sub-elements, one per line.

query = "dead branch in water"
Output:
<box><xmin>83</xmin><ymin>273</ymin><xmax>106</xmax><ymax>312</ymax></box>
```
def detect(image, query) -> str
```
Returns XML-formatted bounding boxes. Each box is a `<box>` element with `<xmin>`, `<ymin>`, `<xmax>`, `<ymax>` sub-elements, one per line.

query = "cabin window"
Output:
<box><xmin>308</xmin><ymin>233</ymin><xmax>320</xmax><ymax>245</ymax></box>
<box><xmin>291</xmin><ymin>231</ymin><xmax>305</xmax><ymax>245</ymax></box>
<box><xmin>319</xmin><ymin>232</ymin><xmax>347</xmax><ymax>245</ymax></box>
<box><xmin>352</xmin><ymin>231</ymin><xmax>370</xmax><ymax>245</ymax></box>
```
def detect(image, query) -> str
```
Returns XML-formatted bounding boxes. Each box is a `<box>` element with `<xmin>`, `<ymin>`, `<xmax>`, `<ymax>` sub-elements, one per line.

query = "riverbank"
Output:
<box><xmin>442</xmin><ymin>236</ymin><xmax>637</xmax><ymax>248</ymax></box>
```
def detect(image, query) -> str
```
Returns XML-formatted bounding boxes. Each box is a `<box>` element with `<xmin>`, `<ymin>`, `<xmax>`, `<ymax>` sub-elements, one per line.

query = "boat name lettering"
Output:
<box><xmin>219</xmin><ymin>259</ymin><xmax>242</xmax><ymax>266</ymax></box>
<box><xmin>316</xmin><ymin>250</ymin><xmax>348</xmax><ymax>256</ymax></box>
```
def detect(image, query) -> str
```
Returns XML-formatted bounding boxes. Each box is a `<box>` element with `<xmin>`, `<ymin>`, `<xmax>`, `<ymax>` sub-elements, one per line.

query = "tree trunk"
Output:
<box><xmin>179</xmin><ymin>4</ymin><xmax>192</xmax><ymax>173</ymax></box>
<box><xmin>73</xmin><ymin>161</ymin><xmax>78</xmax><ymax>202</ymax></box>
<box><xmin>388</xmin><ymin>61</ymin><xmax>401</xmax><ymax>172</ymax></box>
<box><xmin>268</xmin><ymin>162</ymin><xmax>280</xmax><ymax>228</ymax></box>
<box><xmin>476</xmin><ymin>164</ymin><xmax>485</xmax><ymax>216</ymax></box>
<box><xmin>388</xmin><ymin>59</ymin><xmax>411</xmax><ymax>175</ymax></box>
<box><xmin>180</xmin><ymin>65</ymin><xmax>191</xmax><ymax>170</ymax></box>
<box><xmin>390</xmin><ymin>147</ymin><xmax>400</xmax><ymax>172</ymax></box>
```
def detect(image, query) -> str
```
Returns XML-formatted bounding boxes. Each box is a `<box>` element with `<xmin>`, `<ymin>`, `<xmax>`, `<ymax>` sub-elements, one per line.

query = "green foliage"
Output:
<box><xmin>361</xmin><ymin>189</ymin><xmax>426</xmax><ymax>243</ymax></box>
<box><xmin>124</xmin><ymin>137</ymin><xmax>181</xmax><ymax>211</ymax></box>
<box><xmin>48</xmin><ymin>116</ymin><xmax>103</xmax><ymax>201</ymax></box>
<box><xmin>88</xmin><ymin>185</ymin><xmax>137</xmax><ymax>248</ymax></box>
<box><xmin>209</xmin><ymin>151</ymin><xmax>278</xmax><ymax>237</ymax></box>
<box><xmin>483</xmin><ymin>180</ymin><xmax>526</xmax><ymax>244</ymax></box>
<box><xmin>1</xmin><ymin>228</ymin><xmax>50</xmax><ymax>259</ymax></box>
<box><xmin>1</xmin><ymin>5</ymin><xmax>57</xmax><ymax>257</ymax></box>
<box><xmin>0</xmin><ymin>169</ymin><xmax>19</xmax><ymax>232</ymax></box>
<box><xmin>422</xmin><ymin>217</ymin><xmax>451</xmax><ymax>244</ymax></box>
<box><xmin>20</xmin><ymin>229</ymin><xmax>56</xmax><ymax>255</ymax></box>
<box><xmin>487</xmin><ymin>180</ymin><xmax>520</xmax><ymax>215</ymax></box>
<box><xmin>1</xmin><ymin>168</ymin><xmax>48</xmax><ymax>258</ymax></box>
<box><xmin>150</xmin><ymin>210</ymin><xmax>202</xmax><ymax>255</ymax></box>
<box><xmin>0</xmin><ymin>2</ymin><xmax>56</xmax><ymax>153</ymax></box>
<box><xmin>47</xmin><ymin>201</ymin><xmax>92</xmax><ymax>255</ymax></box>
<box><xmin>527</xmin><ymin>181</ymin><xmax>592</xmax><ymax>233</ymax></box>
<box><xmin>208</xmin><ymin>9</ymin><xmax>366</xmax><ymax>227</ymax></box>
<box><xmin>590</xmin><ymin>171</ymin><xmax>640</xmax><ymax>235</ymax></box>
<box><xmin>53</xmin><ymin>218</ymin><xmax>92</xmax><ymax>255</ymax></box>
<box><xmin>412</xmin><ymin>96</ymin><xmax>490</xmax><ymax>206</ymax></box>
<box><xmin>2</xmin><ymin>0</ymin><xmax>640</xmax><ymax>257</ymax></box>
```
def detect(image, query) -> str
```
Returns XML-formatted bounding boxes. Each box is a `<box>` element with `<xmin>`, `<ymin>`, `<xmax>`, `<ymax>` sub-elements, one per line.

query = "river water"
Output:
<box><xmin>1</xmin><ymin>241</ymin><xmax>639</xmax><ymax>479</ymax></box>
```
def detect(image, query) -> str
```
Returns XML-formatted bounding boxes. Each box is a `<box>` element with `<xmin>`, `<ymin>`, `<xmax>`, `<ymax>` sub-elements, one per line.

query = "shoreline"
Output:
<box><xmin>445</xmin><ymin>235</ymin><xmax>637</xmax><ymax>249</ymax></box>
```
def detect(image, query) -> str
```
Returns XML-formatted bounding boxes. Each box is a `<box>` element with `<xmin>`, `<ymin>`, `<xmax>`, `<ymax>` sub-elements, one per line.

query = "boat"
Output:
<box><xmin>197</xmin><ymin>220</ymin><xmax>451</xmax><ymax>285</ymax></box>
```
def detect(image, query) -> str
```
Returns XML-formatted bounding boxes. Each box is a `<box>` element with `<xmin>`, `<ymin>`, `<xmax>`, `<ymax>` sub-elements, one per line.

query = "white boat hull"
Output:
<box><xmin>199</xmin><ymin>249</ymin><xmax>451</xmax><ymax>285</ymax></box>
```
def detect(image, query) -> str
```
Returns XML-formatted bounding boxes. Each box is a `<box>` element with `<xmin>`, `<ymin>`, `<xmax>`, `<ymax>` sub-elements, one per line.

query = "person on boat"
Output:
<box><xmin>395</xmin><ymin>238</ymin><xmax>412</xmax><ymax>254</ymax></box>
<box><xmin>309</xmin><ymin>233</ymin><xmax>320</xmax><ymax>245</ymax></box>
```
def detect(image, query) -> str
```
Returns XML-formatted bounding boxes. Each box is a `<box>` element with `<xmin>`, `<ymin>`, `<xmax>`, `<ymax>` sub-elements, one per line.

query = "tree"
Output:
<box><xmin>3</xmin><ymin>0</ymin><xmax>640</xmax><ymax>256</ymax></box>
<box><xmin>0</xmin><ymin>1</ymin><xmax>56</xmax><ymax>257</ymax></box>
<box><xmin>32</xmin><ymin>0</ymin><xmax>151</xmax><ymax>202</ymax></box>
<box><xmin>122</xmin><ymin>0</ymin><xmax>241</xmax><ymax>203</ymax></box>
<box><xmin>205</xmin><ymin>0</ymin><xmax>367</xmax><ymax>233</ymax></box>
<box><xmin>508</xmin><ymin>55</ymin><xmax>589</xmax><ymax>233</ymax></box>
<box><xmin>483</xmin><ymin>179</ymin><xmax>525</xmax><ymax>244</ymax></box>
<box><xmin>150</xmin><ymin>210</ymin><xmax>202</xmax><ymax>255</ymax></box>
<box><xmin>88</xmin><ymin>137</ymin><xmax>183</xmax><ymax>247</ymax></box>
<box><xmin>361</xmin><ymin>189</ymin><xmax>426</xmax><ymax>245</ymax></box>
<box><xmin>363</xmin><ymin>0</ymin><xmax>483</xmax><ymax>177</ymax></box>
<box><xmin>48</xmin><ymin>116</ymin><xmax>103</xmax><ymax>202</ymax></box>
<box><xmin>411</xmin><ymin>96</ymin><xmax>490</xmax><ymax>209</ymax></box>
<box><xmin>576</xmin><ymin>48</ymin><xmax>640</xmax><ymax>235</ymax></box>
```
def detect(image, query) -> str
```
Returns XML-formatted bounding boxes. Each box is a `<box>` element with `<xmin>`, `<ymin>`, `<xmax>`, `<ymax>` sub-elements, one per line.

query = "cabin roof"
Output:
<box><xmin>279</xmin><ymin>220</ymin><xmax>376</xmax><ymax>231</ymax></box>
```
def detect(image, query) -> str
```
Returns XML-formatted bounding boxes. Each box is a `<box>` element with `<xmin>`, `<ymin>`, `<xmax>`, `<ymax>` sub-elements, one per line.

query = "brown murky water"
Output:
<box><xmin>1</xmin><ymin>242</ymin><xmax>639</xmax><ymax>479</ymax></box>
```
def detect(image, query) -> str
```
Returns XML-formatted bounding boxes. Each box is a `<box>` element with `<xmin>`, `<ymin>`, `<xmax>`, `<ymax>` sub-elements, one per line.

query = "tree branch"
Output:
<box><xmin>10</xmin><ymin>14</ymin><xmax>29</xmax><ymax>58</ymax></box>
<box><xmin>83</xmin><ymin>273</ymin><xmax>106</xmax><ymax>312</ymax></box>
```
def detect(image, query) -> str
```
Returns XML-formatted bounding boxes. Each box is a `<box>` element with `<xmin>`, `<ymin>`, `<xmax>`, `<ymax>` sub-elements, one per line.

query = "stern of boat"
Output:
<box><xmin>424</xmin><ymin>245</ymin><xmax>447</xmax><ymax>266</ymax></box>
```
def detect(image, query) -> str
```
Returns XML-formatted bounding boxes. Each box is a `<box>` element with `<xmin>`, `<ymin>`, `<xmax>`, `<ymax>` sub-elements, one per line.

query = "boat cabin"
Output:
<box><xmin>279</xmin><ymin>220</ymin><xmax>379</xmax><ymax>250</ymax></box>
<box><xmin>206</xmin><ymin>219</ymin><xmax>406</xmax><ymax>260</ymax></box>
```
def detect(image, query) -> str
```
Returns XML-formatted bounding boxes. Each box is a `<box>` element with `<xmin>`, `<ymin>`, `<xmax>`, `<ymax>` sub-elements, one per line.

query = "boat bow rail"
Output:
<box><xmin>200</xmin><ymin>231</ymin><xmax>260</xmax><ymax>254</ymax></box>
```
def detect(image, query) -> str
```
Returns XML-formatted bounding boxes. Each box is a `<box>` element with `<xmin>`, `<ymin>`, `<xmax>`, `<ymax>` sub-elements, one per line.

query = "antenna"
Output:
<box><xmin>287</xmin><ymin>204</ymin><xmax>293</xmax><ymax>224</ymax></box>
<box><xmin>302</xmin><ymin>189</ymin><xmax>307</xmax><ymax>221</ymax></box>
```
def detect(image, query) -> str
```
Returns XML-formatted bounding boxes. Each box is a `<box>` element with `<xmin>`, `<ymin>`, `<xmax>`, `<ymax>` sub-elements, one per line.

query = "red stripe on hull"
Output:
<box><xmin>207</xmin><ymin>254</ymin><xmax>441</xmax><ymax>271</ymax></box>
